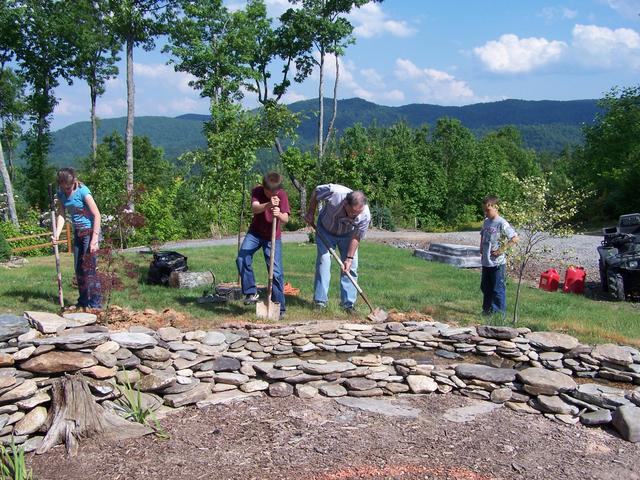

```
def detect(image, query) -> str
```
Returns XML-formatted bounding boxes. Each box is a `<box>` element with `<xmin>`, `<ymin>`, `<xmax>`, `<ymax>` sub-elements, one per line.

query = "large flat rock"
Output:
<box><xmin>110</xmin><ymin>332</ymin><xmax>158</xmax><ymax>349</ymax></box>
<box><xmin>20</xmin><ymin>351</ymin><xmax>97</xmax><ymax>373</ymax></box>
<box><xmin>196</xmin><ymin>390</ymin><xmax>262</xmax><ymax>408</ymax></box>
<box><xmin>455</xmin><ymin>364</ymin><xmax>517</xmax><ymax>383</ymax></box>
<box><xmin>526</xmin><ymin>332</ymin><xmax>579</xmax><ymax>351</ymax></box>
<box><xmin>591</xmin><ymin>344</ymin><xmax>634</xmax><ymax>366</ymax></box>
<box><xmin>612</xmin><ymin>405</ymin><xmax>640</xmax><ymax>442</ymax></box>
<box><xmin>443</xmin><ymin>400</ymin><xmax>502</xmax><ymax>423</ymax></box>
<box><xmin>24</xmin><ymin>311</ymin><xmax>67</xmax><ymax>334</ymax></box>
<box><xmin>569</xmin><ymin>383</ymin><xmax>633</xmax><ymax>410</ymax></box>
<box><xmin>0</xmin><ymin>315</ymin><xmax>30</xmax><ymax>341</ymax></box>
<box><xmin>517</xmin><ymin>367</ymin><xmax>577</xmax><ymax>395</ymax></box>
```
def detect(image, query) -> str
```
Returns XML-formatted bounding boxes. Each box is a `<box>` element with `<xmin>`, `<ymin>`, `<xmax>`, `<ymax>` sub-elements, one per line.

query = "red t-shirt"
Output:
<box><xmin>249</xmin><ymin>186</ymin><xmax>290</xmax><ymax>240</ymax></box>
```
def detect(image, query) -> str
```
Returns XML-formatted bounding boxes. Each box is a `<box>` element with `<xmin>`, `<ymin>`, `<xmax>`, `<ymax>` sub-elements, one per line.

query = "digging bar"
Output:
<box><xmin>256</xmin><ymin>218</ymin><xmax>280</xmax><ymax>321</ymax></box>
<box><xmin>48</xmin><ymin>184</ymin><xmax>64</xmax><ymax>310</ymax></box>
<box><xmin>311</xmin><ymin>223</ymin><xmax>388</xmax><ymax>322</ymax></box>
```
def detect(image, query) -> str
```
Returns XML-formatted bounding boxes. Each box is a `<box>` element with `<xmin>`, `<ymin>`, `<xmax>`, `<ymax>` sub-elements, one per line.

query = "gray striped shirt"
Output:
<box><xmin>316</xmin><ymin>184</ymin><xmax>371</xmax><ymax>240</ymax></box>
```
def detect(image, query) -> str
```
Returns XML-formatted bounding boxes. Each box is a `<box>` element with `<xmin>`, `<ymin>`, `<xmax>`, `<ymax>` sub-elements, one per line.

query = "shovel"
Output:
<box><xmin>256</xmin><ymin>218</ymin><xmax>280</xmax><ymax>321</ymax></box>
<box><xmin>311</xmin><ymin>223</ymin><xmax>388</xmax><ymax>323</ymax></box>
<box><xmin>48</xmin><ymin>184</ymin><xmax>64</xmax><ymax>310</ymax></box>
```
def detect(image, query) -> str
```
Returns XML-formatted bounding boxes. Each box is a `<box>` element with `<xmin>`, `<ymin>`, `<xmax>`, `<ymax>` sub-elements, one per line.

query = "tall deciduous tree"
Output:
<box><xmin>11</xmin><ymin>0</ymin><xmax>76</xmax><ymax>210</ymax></box>
<box><xmin>71</xmin><ymin>0</ymin><xmax>121</xmax><ymax>168</ymax></box>
<box><xmin>0</xmin><ymin>68</ymin><xmax>26</xmax><ymax>227</ymax></box>
<box><xmin>573</xmin><ymin>85</ymin><xmax>640</xmax><ymax>219</ymax></box>
<box><xmin>282</xmin><ymin>0</ymin><xmax>377</xmax><ymax>159</ymax></box>
<box><xmin>166</xmin><ymin>0</ymin><xmax>298</xmax><ymax>226</ymax></box>
<box><xmin>235</xmin><ymin>0</ymin><xmax>309</xmax><ymax>215</ymax></box>
<box><xmin>108</xmin><ymin>0</ymin><xmax>174</xmax><ymax>209</ymax></box>
<box><xmin>0</xmin><ymin>3</ymin><xmax>24</xmax><ymax>226</ymax></box>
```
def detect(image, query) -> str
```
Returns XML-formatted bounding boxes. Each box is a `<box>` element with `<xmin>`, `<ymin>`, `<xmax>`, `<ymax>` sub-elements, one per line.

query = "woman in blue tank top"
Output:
<box><xmin>53</xmin><ymin>168</ymin><xmax>102</xmax><ymax>311</ymax></box>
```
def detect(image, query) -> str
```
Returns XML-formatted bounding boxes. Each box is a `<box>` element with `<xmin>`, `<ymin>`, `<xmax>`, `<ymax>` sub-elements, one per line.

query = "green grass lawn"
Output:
<box><xmin>1</xmin><ymin>242</ymin><xmax>639</xmax><ymax>346</ymax></box>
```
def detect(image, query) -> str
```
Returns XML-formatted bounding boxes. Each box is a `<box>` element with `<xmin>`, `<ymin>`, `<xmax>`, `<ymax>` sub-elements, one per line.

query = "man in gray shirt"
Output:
<box><xmin>305</xmin><ymin>184</ymin><xmax>371</xmax><ymax>312</ymax></box>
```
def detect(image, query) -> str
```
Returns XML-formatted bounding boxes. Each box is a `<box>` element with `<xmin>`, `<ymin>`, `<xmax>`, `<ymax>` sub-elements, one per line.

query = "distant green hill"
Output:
<box><xmin>40</xmin><ymin>97</ymin><xmax>599</xmax><ymax>167</ymax></box>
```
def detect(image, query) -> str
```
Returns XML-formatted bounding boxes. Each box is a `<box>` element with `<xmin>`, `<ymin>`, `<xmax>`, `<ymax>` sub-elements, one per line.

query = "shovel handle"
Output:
<box><xmin>267</xmin><ymin>217</ymin><xmax>277</xmax><ymax>299</ymax></box>
<box><xmin>311</xmin><ymin>223</ymin><xmax>375</xmax><ymax>313</ymax></box>
<box><xmin>48</xmin><ymin>184</ymin><xmax>64</xmax><ymax>309</ymax></box>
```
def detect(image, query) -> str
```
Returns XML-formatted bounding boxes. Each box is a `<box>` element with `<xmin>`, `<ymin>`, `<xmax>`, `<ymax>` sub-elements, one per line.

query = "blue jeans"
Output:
<box><xmin>236</xmin><ymin>231</ymin><xmax>285</xmax><ymax>312</ymax></box>
<box><xmin>481</xmin><ymin>264</ymin><xmax>506</xmax><ymax>315</ymax></box>
<box><xmin>74</xmin><ymin>229</ymin><xmax>101</xmax><ymax>308</ymax></box>
<box><xmin>314</xmin><ymin>222</ymin><xmax>358</xmax><ymax>308</ymax></box>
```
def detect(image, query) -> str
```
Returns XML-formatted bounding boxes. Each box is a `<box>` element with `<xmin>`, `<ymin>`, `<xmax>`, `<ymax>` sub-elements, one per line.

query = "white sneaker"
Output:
<box><xmin>243</xmin><ymin>293</ymin><xmax>260</xmax><ymax>305</ymax></box>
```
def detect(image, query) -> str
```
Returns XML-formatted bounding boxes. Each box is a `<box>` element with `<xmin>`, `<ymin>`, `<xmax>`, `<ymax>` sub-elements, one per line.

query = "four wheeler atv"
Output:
<box><xmin>597</xmin><ymin>213</ymin><xmax>640</xmax><ymax>301</ymax></box>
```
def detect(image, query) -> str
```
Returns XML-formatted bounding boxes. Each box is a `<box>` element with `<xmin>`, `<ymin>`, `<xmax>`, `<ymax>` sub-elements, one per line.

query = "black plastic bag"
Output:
<box><xmin>147</xmin><ymin>251</ymin><xmax>188</xmax><ymax>286</ymax></box>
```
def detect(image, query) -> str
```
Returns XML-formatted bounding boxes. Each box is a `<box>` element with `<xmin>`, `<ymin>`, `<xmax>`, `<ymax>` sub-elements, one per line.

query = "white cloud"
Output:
<box><xmin>281</xmin><ymin>90</ymin><xmax>307</xmax><ymax>104</ymax></box>
<box><xmin>538</xmin><ymin>6</ymin><xmax>578</xmax><ymax>22</ymax></box>
<box><xmin>473</xmin><ymin>34</ymin><xmax>568</xmax><ymax>73</ymax></box>
<box><xmin>54</xmin><ymin>98</ymin><xmax>83</xmax><ymax>116</ymax></box>
<box><xmin>135</xmin><ymin>62</ymin><xmax>197</xmax><ymax>94</ymax></box>
<box><xmin>572</xmin><ymin>23</ymin><xmax>640</xmax><ymax>68</ymax></box>
<box><xmin>349</xmin><ymin>3</ymin><xmax>415</xmax><ymax>38</ymax></box>
<box><xmin>168</xmin><ymin>97</ymin><xmax>202</xmax><ymax>113</ymax></box>
<box><xmin>361</xmin><ymin>68</ymin><xmax>386</xmax><ymax>88</ymax></box>
<box><xmin>95</xmin><ymin>98</ymin><xmax>127</xmax><ymax>117</ymax></box>
<box><xmin>604</xmin><ymin>0</ymin><xmax>640</xmax><ymax>19</ymax></box>
<box><xmin>394</xmin><ymin>58</ymin><xmax>474</xmax><ymax>103</ymax></box>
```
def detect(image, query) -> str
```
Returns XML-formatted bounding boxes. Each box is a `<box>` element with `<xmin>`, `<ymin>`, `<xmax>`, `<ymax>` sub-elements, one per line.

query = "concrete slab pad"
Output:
<box><xmin>334</xmin><ymin>397</ymin><xmax>420</xmax><ymax>418</ymax></box>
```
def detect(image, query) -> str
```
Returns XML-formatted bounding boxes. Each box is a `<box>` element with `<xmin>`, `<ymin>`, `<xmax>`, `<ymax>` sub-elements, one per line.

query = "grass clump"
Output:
<box><xmin>0</xmin><ymin>441</ymin><xmax>32</xmax><ymax>480</ymax></box>
<box><xmin>117</xmin><ymin>372</ymin><xmax>168</xmax><ymax>439</ymax></box>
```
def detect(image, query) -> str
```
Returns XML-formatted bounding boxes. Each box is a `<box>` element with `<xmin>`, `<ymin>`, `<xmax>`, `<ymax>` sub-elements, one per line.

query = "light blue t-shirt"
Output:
<box><xmin>57</xmin><ymin>184</ymin><xmax>94</xmax><ymax>230</ymax></box>
<box><xmin>480</xmin><ymin>215</ymin><xmax>517</xmax><ymax>267</ymax></box>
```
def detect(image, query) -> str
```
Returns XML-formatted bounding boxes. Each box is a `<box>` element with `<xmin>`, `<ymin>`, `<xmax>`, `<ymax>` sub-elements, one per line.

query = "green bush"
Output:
<box><xmin>0</xmin><ymin>229</ymin><xmax>11</xmax><ymax>261</ymax></box>
<box><xmin>0</xmin><ymin>214</ymin><xmax>51</xmax><ymax>257</ymax></box>
<box><xmin>370</xmin><ymin>204</ymin><xmax>396</xmax><ymax>231</ymax></box>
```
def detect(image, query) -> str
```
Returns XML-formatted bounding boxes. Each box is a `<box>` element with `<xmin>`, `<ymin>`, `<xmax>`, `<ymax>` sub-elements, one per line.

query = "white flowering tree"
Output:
<box><xmin>501</xmin><ymin>174</ymin><xmax>590</xmax><ymax>324</ymax></box>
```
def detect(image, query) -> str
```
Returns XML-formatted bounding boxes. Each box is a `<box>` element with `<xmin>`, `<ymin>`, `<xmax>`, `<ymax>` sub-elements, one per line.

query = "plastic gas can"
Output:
<box><xmin>563</xmin><ymin>266</ymin><xmax>586</xmax><ymax>294</ymax></box>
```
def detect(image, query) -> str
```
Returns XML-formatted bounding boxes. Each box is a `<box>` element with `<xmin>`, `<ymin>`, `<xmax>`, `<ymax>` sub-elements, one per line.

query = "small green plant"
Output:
<box><xmin>117</xmin><ymin>371</ymin><xmax>168</xmax><ymax>439</ymax></box>
<box><xmin>0</xmin><ymin>230</ymin><xmax>11</xmax><ymax>262</ymax></box>
<box><xmin>0</xmin><ymin>440</ymin><xmax>32</xmax><ymax>480</ymax></box>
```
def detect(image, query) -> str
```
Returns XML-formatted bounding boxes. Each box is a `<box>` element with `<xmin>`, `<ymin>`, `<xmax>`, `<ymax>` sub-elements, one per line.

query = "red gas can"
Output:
<box><xmin>563</xmin><ymin>266</ymin><xmax>586</xmax><ymax>294</ymax></box>
<box><xmin>539</xmin><ymin>268</ymin><xmax>560</xmax><ymax>292</ymax></box>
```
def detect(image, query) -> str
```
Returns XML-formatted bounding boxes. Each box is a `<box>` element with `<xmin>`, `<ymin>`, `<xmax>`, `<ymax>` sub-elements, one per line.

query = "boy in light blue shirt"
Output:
<box><xmin>479</xmin><ymin>195</ymin><xmax>519</xmax><ymax>316</ymax></box>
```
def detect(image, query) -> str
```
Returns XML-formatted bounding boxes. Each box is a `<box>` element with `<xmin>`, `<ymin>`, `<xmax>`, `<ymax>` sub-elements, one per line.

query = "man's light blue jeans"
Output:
<box><xmin>236</xmin><ymin>231</ymin><xmax>285</xmax><ymax>312</ymax></box>
<box><xmin>314</xmin><ymin>222</ymin><xmax>358</xmax><ymax>308</ymax></box>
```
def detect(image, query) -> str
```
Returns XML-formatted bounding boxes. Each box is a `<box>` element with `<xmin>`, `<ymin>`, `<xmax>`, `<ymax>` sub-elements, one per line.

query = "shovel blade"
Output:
<box><xmin>367</xmin><ymin>307</ymin><xmax>388</xmax><ymax>323</ymax></box>
<box><xmin>256</xmin><ymin>300</ymin><xmax>280</xmax><ymax>321</ymax></box>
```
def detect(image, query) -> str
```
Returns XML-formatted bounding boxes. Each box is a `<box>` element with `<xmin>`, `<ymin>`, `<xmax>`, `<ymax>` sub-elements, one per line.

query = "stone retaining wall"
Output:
<box><xmin>0</xmin><ymin>311</ymin><xmax>638</xmax><ymax>454</ymax></box>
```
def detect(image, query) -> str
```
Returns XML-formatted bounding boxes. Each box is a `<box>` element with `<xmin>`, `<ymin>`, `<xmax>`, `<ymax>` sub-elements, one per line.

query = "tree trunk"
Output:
<box><xmin>323</xmin><ymin>53</ymin><xmax>339</xmax><ymax>153</ymax></box>
<box><xmin>169</xmin><ymin>270</ymin><xmax>215</xmax><ymax>289</ymax></box>
<box><xmin>37</xmin><ymin>374</ymin><xmax>153</xmax><ymax>456</ymax></box>
<box><xmin>125</xmin><ymin>36</ymin><xmax>135</xmax><ymax>209</ymax></box>
<box><xmin>90</xmin><ymin>81</ymin><xmax>98</xmax><ymax>169</ymax></box>
<box><xmin>512</xmin><ymin>261</ymin><xmax>526</xmax><ymax>325</ymax></box>
<box><xmin>7</xmin><ymin>142</ymin><xmax>14</xmax><ymax>182</ymax></box>
<box><xmin>317</xmin><ymin>48</ymin><xmax>324</xmax><ymax>160</ymax></box>
<box><xmin>0</xmin><ymin>141</ymin><xmax>19</xmax><ymax>227</ymax></box>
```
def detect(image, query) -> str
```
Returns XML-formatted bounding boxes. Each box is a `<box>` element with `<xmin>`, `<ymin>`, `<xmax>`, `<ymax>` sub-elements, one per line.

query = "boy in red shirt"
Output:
<box><xmin>236</xmin><ymin>172</ymin><xmax>290</xmax><ymax>318</ymax></box>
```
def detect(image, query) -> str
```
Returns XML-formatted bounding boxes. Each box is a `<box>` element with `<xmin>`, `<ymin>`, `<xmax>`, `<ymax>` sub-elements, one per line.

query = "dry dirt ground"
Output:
<box><xmin>30</xmin><ymin>393</ymin><xmax>639</xmax><ymax>480</ymax></box>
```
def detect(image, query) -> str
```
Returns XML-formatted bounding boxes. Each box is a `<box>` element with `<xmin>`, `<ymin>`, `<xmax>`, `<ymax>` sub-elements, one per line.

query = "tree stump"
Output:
<box><xmin>37</xmin><ymin>373</ymin><xmax>153</xmax><ymax>456</ymax></box>
<box><xmin>169</xmin><ymin>270</ymin><xmax>214</xmax><ymax>289</ymax></box>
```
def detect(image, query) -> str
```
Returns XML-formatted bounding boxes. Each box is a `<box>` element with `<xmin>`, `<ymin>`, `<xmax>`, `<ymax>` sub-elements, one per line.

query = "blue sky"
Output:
<box><xmin>51</xmin><ymin>0</ymin><xmax>640</xmax><ymax>130</ymax></box>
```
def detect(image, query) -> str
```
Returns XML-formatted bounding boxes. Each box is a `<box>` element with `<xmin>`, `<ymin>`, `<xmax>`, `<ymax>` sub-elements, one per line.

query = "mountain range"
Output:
<box><xmin>42</xmin><ymin>97</ymin><xmax>600</xmax><ymax>167</ymax></box>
